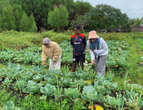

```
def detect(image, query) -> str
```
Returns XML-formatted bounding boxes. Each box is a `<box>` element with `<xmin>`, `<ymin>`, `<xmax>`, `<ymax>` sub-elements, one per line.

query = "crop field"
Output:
<box><xmin>0</xmin><ymin>31</ymin><xmax>143</xmax><ymax>110</ymax></box>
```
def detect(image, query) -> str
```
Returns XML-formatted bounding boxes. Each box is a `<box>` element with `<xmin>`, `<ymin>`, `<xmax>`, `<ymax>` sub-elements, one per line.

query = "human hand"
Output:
<box><xmin>53</xmin><ymin>61</ymin><xmax>57</xmax><ymax>64</ymax></box>
<box><xmin>42</xmin><ymin>63</ymin><xmax>46</xmax><ymax>66</ymax></box>
<box><xmin>94</xmin><ymin>49</ymin><xmax>97</xmax><ymax>54</ymax></box>
<box><xmin>91</xmin><ymin>60</ymin><xmax>95</xmax><ymax>65</ymax></box>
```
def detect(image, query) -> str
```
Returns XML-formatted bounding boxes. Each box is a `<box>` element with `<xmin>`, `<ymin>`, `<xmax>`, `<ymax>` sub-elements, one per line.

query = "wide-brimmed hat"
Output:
<box><xmin>88</xmin><ymin>30</ymin><xmax>99</xmax><ymax>40</ymax></box>
<box><xmin>43</xmin><ymin>37</ymin><xmax>50</xmax><ymax>45</ymax></box>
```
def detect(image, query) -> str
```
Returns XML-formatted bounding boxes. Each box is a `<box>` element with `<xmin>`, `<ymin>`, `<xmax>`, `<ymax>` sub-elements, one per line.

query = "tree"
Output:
<box><xmin>19</xmin><ymin>12</ymin><xmax>31</xmax><ymax>32</ymax></box>
<box><xmin>87</xmin><ymin>4</ymin><xmax>130</xmax><ymax>32</ymax></box>
<box><xmin>12</xmin><ymin>4</ymin><xmax>24</xmax><ymax>31</ymax></box>
<box><xmin>73</xmin><ymin>1</ymin><xmax>93</xmax><ymax>16</ymax></box>
<box><xmin>62</xmin><ymin>0</ymin><xmax>75</xmax><ymax>24</ymax></box>
<box><xmin>130</xmin><ymin>18</ymin><xmax>142</xmax><ymax>27</ymax></box>
<box><xmin>10</xmin><ymin>0</ymin><xmax>52</xmax><ymax>30</ymax></box>
<box><xmin>48</xmin><ymin>5</ymin><xmax>69</xmax><ymax>31</ymax></box>
<box><xmin>0</xmin><ymin>3</ymin><xmax>37</xmax><ymax>32</ymax></box>
<box><xmin>29</xmin><ymin>15</ymin><xmax>37</xmax><ymax>32</ymax></box>
<box><xmin>0</xmin><ymin>5</ymin><xmax>16</xmax><ymax>30</ymax></box>
<box><xmin>19</xmin><ymin>13</ymin><xmax>37</xmax><ymax>32</ymax></box>
<box><xmin>10</xmin><ymin>0</ymin><xmax>92</xmax><ymax>31</ymax></box>
<box><xmin>0</xmin><ymin>4</ymin><xmax>24</xmax><ymax>31</ymax></box>
<box><xmin>71</xmin><ymin>15</ymin><xmax>89</xmax><ymax>32</ymax></box>
<box><xmin>141</xmin><ymin>17</ymin><xmax>143</xmax><ymax>24</ymax></box>
<box><xmin>69</xmin><ymin>1</ymin><xmax>93</xmax><ymax>25</ymax></box>
<box><xmin>0</xmin><ymin>0</ymin><xmax>10</xmax><ymax>10</ymax></box>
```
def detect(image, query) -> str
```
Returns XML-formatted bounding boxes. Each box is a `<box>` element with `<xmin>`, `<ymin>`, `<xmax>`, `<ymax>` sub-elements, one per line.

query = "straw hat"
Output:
<box><xmin>88</xmin><ymin>30</ymin><xmax>99</xmax><ymax>40</ymax></box>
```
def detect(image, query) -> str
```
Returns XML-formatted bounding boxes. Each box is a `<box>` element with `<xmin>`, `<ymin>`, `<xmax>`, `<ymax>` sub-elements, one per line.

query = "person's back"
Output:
<box><xmin>42</xmin><ymin>41</ymin><xmax>62</xmax><ymax>58</ymax></box>
<box><xmin>42</xmin><ymin>38</ymin><xmax>62</xmax><ymax>70</ymax></box>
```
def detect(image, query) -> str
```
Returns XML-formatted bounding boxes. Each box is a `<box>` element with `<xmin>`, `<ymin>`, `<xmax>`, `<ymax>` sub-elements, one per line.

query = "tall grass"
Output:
<box><xmin>1</xmin><ymin>30</ymin><xmax>143</xmax><ymax>49</ymax></box>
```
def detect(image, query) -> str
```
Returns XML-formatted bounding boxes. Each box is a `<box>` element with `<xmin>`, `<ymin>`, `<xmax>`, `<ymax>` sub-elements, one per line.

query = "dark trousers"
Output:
<box><xmin>72</xmin><ymin>54</ymin><xmax>85</xmax><ymax>72</ymax></box>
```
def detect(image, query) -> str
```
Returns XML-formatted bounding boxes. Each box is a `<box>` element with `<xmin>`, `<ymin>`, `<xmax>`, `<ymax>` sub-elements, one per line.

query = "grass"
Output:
<box><xmin>125</xmin><ymin>37</ymin><xmax>143</xmax><ymax>85</ymax></box>
<box><xmin>0</xmin><ymin>30</ymin><xmax>143</xmax><ymax>49</ymax></box>
<box><xmin>0</xmin><ymin>31</ymin><xmax>143</xmax><ymax>85</ymax></box>
<box><xmin>0</xmin><ymin>30</ymin><xmax>70</xmax><ymax>50</ymax></box>
<box><xmin>0</xmin><ymin>31</ymin><xmax>143</xmax><ymax>109</ymax></box>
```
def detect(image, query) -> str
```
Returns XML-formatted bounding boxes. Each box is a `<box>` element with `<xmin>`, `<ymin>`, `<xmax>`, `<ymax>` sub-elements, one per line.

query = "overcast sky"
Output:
<box><xmin>79</xmin><ymin>0</ymin><xmax>143</xmax><ymax>19</ymax></box>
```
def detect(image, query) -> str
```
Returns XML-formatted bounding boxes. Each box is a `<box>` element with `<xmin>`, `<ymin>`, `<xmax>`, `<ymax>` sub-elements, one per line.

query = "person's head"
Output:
<box><xmin>88</xmin><ymin>30</ymin><xmax>99</xmax><ymax>42</ymax></box>
<box><xmin>74</xmin><ymin>25</ymin><xmax>80</xmax><ymax>34</ymax></box>
<box><xmin>43</xmin><ymin>37</ymin><xmax>50</xmax><ymax>46</ymax></box>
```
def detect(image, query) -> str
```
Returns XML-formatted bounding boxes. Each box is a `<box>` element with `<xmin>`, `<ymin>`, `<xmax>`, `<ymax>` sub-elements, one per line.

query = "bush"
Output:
<box><xmin>0</xmin><ymin>31</ymin><xmax>40</xmax><ymax>49</ymax></box>
<box><xmin>41</xmin><ymin>30</ymin><xmax>70</xmax><ymax>43</ymax></box>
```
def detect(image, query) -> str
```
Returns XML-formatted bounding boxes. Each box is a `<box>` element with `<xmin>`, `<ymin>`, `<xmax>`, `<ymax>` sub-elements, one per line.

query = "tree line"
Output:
<box><xmin>0</xmin><ymin>0</ymin><xmax>142</xmax><ymax>32</ymax></box>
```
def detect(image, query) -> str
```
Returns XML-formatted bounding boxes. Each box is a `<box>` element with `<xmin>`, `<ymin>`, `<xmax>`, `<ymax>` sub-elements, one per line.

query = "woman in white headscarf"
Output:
<box><xmin>42</xmin><ymin>37</ymin><xmax>62</xmax><ymax>70</ymax></box>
